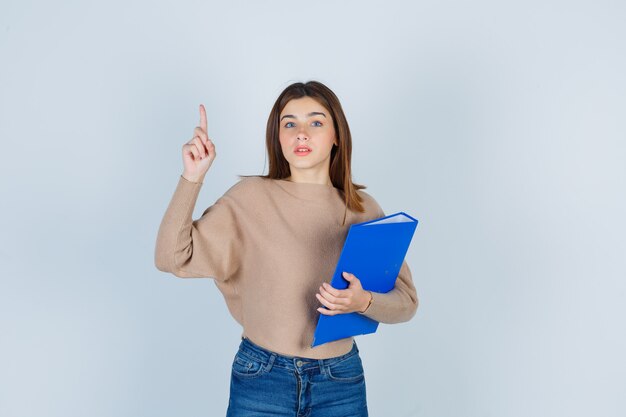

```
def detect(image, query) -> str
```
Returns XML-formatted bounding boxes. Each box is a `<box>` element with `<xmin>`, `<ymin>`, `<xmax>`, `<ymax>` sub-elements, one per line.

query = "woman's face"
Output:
<box><xmin>278</xmin><ymin>96</ymin><xmax>338</xmax><ymax>179</ymax></box>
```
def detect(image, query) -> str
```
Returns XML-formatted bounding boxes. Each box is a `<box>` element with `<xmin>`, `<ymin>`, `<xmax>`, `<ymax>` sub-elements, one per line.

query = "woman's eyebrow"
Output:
<box><xmin>280</xmin><ymin>111</ymin><xmax>327</xmax><ymax>121</ymax></box>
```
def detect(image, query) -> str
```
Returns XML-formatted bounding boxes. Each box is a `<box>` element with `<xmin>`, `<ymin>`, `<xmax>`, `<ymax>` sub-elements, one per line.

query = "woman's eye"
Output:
<box><xmin>312</xmin><ymin>121</ymin><xmax>322</xmax><ymax>127</ymax></box>
<box><xmin>284</xmin><ymin>122</ymin><xmax>295</xmax><ymax>128</ymax></box>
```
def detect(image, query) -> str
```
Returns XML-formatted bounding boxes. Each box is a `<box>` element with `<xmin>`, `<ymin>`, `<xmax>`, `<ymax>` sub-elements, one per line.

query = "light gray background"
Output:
<box><xmin>1</xmin><ymin>1</ymin><xmax>624</xmax><ymax>416</ymax></box>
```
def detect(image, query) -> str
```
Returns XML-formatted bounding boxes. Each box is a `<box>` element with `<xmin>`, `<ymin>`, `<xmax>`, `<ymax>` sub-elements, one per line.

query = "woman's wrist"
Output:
<box><xmin>359</xmin><ymin>291</ymin><xmax>373</xmax><ymax>313</ymax></box>
<box><xmin>181</xmin><ymin>172</ymin><xmax>205</xmax><ymax>184</ymax></box>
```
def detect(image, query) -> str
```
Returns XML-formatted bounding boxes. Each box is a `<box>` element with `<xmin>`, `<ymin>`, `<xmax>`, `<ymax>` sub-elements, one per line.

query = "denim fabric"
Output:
<box><xmin>226</xmin><ymin>337</ymin><xmax>368</xmax><ymax>417</ymax></box>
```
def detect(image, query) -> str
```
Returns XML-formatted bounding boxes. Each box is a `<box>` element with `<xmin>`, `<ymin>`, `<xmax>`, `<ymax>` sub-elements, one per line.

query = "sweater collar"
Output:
<box><xmin>272</xmin><ymin>178</ymin><xmax>341</xmax><ymax>201</ymax></box>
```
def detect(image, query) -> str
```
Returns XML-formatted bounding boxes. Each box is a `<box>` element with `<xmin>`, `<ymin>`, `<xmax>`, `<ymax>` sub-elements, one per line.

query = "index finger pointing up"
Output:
<box><xmin>199</xmin><ymin>104</ymin><xmax>207</xmax><ymax>132</ymax></box>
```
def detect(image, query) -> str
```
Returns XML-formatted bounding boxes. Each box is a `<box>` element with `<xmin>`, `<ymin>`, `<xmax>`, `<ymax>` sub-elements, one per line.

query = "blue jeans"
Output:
<box><xmin>226</xmin><ymin>337</ymin><xmax>368</xmax><ymax>417</ymax></box>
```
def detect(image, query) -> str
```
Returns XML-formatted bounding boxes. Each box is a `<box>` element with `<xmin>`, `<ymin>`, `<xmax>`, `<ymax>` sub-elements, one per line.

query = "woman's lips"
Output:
<box><xmin>294</xmin><ymin>147</ymin><xmax>312</xmax><ymax>156</ymax></box>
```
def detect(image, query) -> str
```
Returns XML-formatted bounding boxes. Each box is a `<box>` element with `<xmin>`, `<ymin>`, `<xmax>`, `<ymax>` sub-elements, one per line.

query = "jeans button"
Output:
<box><xmin>296</xmin><ymin>360</ymin><xmax>303</xmax><ymax>367</ymax></box>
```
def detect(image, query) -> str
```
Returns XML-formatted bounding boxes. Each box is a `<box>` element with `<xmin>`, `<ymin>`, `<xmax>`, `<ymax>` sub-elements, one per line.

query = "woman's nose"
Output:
<box><xmin>297</xmin><ymin>126</ymin><xmax>309</xmax><ymax>141</ymax></box>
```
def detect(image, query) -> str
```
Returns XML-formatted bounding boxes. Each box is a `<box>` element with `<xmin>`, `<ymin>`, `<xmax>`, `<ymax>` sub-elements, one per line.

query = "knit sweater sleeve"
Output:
<box><xmin>358</xmin><ymin>196</ymin><xmax>419</xmax><ymax>324</ymax></box>
<box><xmin>154</xmin><ymin>175</ymin><xmax>244</xmax><ymax>281</ymax></box>
<box><xmin>361</xmin><ymin>260</ymin><xmax>418</xmax><ymax>323</ymax></box>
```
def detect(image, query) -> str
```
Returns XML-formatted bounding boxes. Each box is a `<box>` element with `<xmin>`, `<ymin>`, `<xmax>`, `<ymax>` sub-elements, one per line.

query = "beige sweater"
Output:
<box><xmin>155</xmin><ymin>175</ymin><xmax>418</xmax><ymax>359</ymax></box>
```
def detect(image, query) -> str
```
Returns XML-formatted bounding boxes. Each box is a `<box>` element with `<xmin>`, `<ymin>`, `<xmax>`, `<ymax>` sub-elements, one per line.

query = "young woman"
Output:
<box><xmin>155</xmin><ymin>80</ymin><xmax>418</xmax><ymax>417</ymax></box>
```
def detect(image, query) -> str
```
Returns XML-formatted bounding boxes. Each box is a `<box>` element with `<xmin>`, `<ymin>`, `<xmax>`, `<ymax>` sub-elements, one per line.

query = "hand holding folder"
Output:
<box><xmin>311</xmin><ymin>212</ymin><xmax>419</xmax><ymax>347</ymax></box>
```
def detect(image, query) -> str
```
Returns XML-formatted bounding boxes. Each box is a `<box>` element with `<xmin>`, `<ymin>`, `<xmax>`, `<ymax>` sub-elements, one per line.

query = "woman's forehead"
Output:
<box><xmin>281</xmin><ymin>97</ymin><xmax>330</xmax><ymax>117</ymax></box>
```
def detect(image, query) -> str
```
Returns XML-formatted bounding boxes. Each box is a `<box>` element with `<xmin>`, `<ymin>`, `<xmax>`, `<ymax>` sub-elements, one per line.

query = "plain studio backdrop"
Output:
<box><xmin>1</xmin><ymin>1</ymin><xmax>624</xmax><ymax>416</ymax></box>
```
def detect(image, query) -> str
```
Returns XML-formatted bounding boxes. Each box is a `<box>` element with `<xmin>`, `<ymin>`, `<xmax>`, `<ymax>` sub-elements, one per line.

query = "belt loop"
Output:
<box><xmin>265</xmin><ymin>353</ymin><xmax>277</xmax><ymax>372</ymax></box>
<box><xmin>318</xmin><ymin>359</ymin><xmax>327</xmax><ymax>376</ymax></box>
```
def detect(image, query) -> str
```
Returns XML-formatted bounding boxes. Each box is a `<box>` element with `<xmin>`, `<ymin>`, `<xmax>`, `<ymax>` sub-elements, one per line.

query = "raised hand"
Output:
<box><xmin>182</xmin><ymin>104</ymin><xmax>216</xmax><ymax>183</ymax></box>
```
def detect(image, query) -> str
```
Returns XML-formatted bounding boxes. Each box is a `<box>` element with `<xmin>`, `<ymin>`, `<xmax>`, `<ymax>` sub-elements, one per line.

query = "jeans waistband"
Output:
<box><xmin>238</xmin><ymin>336</ymin><xmax>359</xmax><ymax>372</ymax></box>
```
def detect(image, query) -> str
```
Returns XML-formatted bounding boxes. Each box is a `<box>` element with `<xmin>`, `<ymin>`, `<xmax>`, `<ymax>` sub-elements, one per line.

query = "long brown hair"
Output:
<box><xmin>241</xmin><ymin>80</ymin><xmax>366</xmax><ymax>225</ymax></box>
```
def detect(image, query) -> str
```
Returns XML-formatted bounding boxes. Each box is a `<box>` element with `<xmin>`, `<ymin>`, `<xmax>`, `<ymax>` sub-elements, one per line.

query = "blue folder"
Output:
<box><xmin>311</xmin><ymin>211</ymin><xmax>419</xmax><ymax>347</ymax></box>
